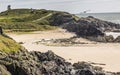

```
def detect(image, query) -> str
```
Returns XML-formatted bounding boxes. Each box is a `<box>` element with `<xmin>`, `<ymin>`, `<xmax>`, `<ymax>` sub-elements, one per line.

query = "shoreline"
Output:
<box><xmin>6</xmin><ymin>29</ymin><xmax>120</xmax><ymax>72</ymax></box>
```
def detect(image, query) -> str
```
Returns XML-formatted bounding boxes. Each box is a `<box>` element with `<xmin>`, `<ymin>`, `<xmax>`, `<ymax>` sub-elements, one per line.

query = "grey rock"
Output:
<box><xmin>114</xmin><ymin>36</ymin><xmax>120</xmax><ymax>42</ymax></box>
<box><xmin>0</xmin><ymin>65</ymin><xmax>11</xmax><ymax>75</ymax></box>
<box><xmin>0</xmin><ymin>48</ymin><xmax>118</xmax><ymax>75</ymax></box>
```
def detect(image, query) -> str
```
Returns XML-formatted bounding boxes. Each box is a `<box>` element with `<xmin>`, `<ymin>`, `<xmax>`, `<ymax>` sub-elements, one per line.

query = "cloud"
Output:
<box><xmin>0</xmin><ymin>0</ymin><xmax>120</xmax><ymax>13</ymax></box>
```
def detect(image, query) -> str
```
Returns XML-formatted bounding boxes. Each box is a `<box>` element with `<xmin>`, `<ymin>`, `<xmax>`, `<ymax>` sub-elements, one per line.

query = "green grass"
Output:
<box><xmin>0</xmin><ymin>9</ymin><xmax>56</xmax><ymax>32</ymax></box>
<box><xmin>0</xmin><ymin>35</ymin><xmax>21</xmax><ymax>53</ymax></box>
<box><xmin>0</xmin><ymin>22</ymin><xmax>57</xmax><ymax>32</ymax></box>
<box><xmin>0</xmin><ymin>9</ymin><xmax>79</xmax><ymax>32</ymax></box>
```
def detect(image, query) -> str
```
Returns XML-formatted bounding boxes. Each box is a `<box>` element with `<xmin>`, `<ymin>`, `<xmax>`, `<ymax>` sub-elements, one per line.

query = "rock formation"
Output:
<box><xmin>49</xmin><ymin>12</ymin><xmax>120</xmax><ymax>42</ymax></box>
<box><xmin>0</xmin><ymin>26</ymin><xmax>3</xmax><ymax>35</ymax></box>
<box><xmin>0</xmin><ymin>49</ymin><xmax>119</xmax><ymax>75</ymax></box>
<box><xmin>78</xmin><ymin>16</ymin><xmax>120</xmax><ymax>32</ymax></box>
<box><xmin>114</xmin><ymin>36</ymin><xmax>120</xmax><ymax>42</ymax></box>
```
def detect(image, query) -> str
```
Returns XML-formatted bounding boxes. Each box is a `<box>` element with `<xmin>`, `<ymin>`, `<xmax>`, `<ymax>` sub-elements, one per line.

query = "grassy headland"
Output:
<box><xmin>0</xmin><ymin>9</ymin><xmax>58</xmax><ymax>32</ymax></box>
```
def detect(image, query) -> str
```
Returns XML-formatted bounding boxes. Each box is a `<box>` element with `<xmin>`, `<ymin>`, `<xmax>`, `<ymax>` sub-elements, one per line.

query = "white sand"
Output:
<box><xmin>7</xmin><ymin>29</ymin><xmax>120</xmax><ymax>72</ymax></box>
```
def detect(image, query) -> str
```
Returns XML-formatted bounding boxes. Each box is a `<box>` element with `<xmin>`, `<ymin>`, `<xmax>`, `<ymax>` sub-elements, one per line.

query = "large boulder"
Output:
<box><xmin>73</xmin><ymin>62</ymin><xmax>105</xmax><ymax>75</ymax></box>
<box><xmin>49</xmin><ymin>12</ymin><xmax>76</xmax><ymax>26</ymax></box>
<box><xmin>105</xmin><ymin>35</ymin><xmax>114</xmax><ymax>42</ymax></box>
<box><xmin>62</xmin><ymin>21</ymin><xmax>104</xmax><ymax>36</ymax></box>
<box><xmin>114</xmin><ymin>36</ymin><xmax>120</xmax><ymax>42</ymax></box>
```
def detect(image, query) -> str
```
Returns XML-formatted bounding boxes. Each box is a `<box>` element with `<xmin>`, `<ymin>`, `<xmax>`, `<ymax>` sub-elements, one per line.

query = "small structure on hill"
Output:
<box><xmin>7</xmin><ymin>5</ymin><xmax>11</xmax><ymax>10</ymax></box>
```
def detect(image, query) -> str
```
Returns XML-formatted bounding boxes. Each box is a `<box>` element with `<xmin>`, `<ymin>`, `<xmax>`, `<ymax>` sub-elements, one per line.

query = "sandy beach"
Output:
<box><xmin>7</xmin><ymin>29</ymin><xmax>120</xmax><ymax>72</ymax></box>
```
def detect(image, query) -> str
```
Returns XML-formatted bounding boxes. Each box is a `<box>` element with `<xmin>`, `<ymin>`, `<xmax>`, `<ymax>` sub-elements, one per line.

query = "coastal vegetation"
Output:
<box><xmin>0</xmin><ymin>35</ymin><xmax>21</xmax><ymax>53</ymax></box>
<box><xmin>0</xmin><ymin>9</ymin><xmax>79</xmax><ymax>32</ymax></box>
<box><xmin>0</xmin><ymin>9</ymin><xmax>57</xmax><ymax>32</ymax></box>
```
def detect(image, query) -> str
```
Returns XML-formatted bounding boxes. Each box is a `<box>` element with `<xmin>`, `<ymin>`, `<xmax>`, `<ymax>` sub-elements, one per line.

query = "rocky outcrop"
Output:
<box><xmin>62</xmin><ymin>21</ymin><xmax>104</xmax><ymax>36</ymax></box>
<box><xmin>105</xmin><ymin>35</ymin><xmax>114</xmax><ymax>42</ymax></box>
<box><xmin>50</xmin><ymin>12</ymin><xmax>105</xmax><ymax>36</ymax></box>
<box><xmin>0</xmin><ymin>50</ymin><xmax>68</xmax><ymax>75</ymax></box>
<box><xmin>86</xmin><ymin>35</ymin><xmax>120</xmax><ymax>43</ymax></box>
<box><xmin>0</xmin><ymin>50</ymin><xmax>118</xmax><ymax>75</ymax></box>
<box><xmin>50</xmin><ymin>12</ymin><xmax>120</xmax><ymax>37</ymax></box>
<box><xmin>78</xmin><ymin>16</ymin><xmax>120</xmax><ymax>32</ymax></box>
<box><xmin>73</xmin><ymin>62</ymin><xmax>105</xmax><ymax>75</ymax></box>
<box><xmin>114</xmin><ymin>36</ymin><xmax>120</xmax><ymax>42</ymax></box>
<box><xmin>49</xmin><ymin>12</ymin><xmax>76</xmax><ymax>26</ymax></box>
<box><xmin>49</xmin><ymin>12</ymin><xmax>120</xmax><ymax>42</ymax></box>
<box><xmin>34</xmin><ymin>37</ymin><xmax>88</xmax><ymax>46</ymax></box>
<box><xmin>85</xmin><ymin>35</ymin><xmax>114</xmax><ymax>42</ymax></box>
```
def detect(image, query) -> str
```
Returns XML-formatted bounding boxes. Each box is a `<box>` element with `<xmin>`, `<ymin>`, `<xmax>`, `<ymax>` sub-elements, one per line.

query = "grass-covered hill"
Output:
<box><xmin>0</xmin><ymin>9</ymin><xmax>59</xmax><ymax>32</ymax></box>
<box><xmin>0</xmin><ymin>9</ymin><xmax>79</xmax><ymax>32</ymax></box>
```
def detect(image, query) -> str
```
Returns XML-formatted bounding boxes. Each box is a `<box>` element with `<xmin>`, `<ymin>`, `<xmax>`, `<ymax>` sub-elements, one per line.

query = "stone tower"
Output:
<box><xmin>7</xmin><ymin>5</ymin><xmax>11</xmax><ymax>10</ymax></box>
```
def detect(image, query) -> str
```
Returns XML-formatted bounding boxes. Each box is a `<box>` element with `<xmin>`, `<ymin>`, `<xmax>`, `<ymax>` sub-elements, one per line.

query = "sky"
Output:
<box><xmin>0</xmin><ymin>0</ymin><xmax>120</xmax><ymax>13</ymax></box>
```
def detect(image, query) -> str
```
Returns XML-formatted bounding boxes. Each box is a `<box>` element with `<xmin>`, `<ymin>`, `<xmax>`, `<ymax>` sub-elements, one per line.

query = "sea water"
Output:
<box><xmin>76</xmin><ymin>13</ymin><xmax>120</xmax><ymax>38</ymax></box>
<box><xmin>76</xmin><ymin>13</ymin><xmax>120</xmax><ymax>24</ymax></box>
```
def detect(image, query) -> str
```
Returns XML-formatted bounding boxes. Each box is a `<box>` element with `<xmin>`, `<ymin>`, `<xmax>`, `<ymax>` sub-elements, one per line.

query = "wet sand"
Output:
<box><xmin>7</xmin><ymin>29</ymin><xmax>120</xmax><ymax>72</ymax></box>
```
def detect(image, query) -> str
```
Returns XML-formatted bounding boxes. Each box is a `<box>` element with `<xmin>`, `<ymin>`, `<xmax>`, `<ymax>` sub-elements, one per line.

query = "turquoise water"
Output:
<box><xmin>76</xmin><ymin>13</ymin><xmax>120</xmax><ymax>24</ymax></box>
<box><xmin>76</xmin><ymin>13</ymin><xmax>120</xmax><ymax>37</ymax></box>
